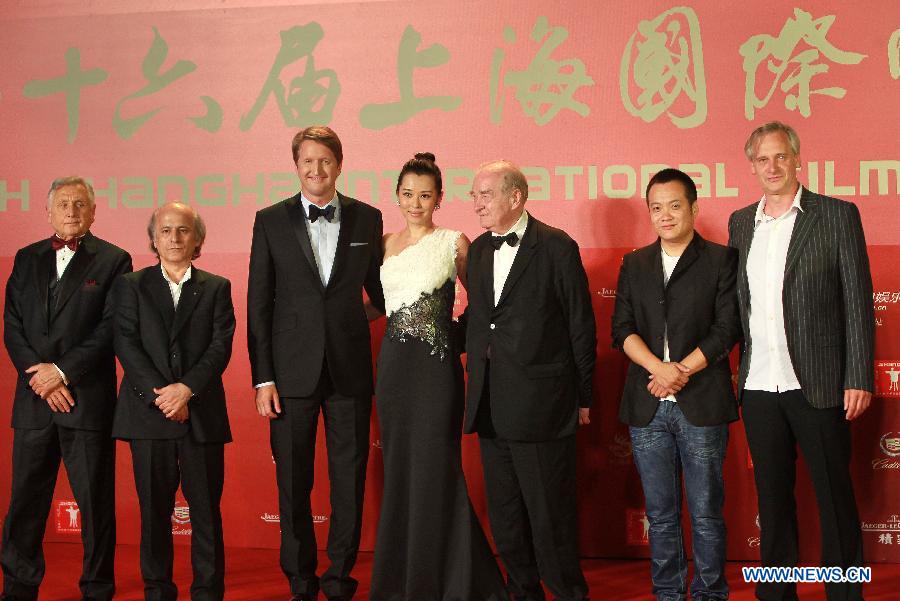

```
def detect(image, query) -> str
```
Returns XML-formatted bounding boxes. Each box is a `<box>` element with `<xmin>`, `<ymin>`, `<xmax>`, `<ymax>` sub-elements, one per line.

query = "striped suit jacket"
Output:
<box><xmin>727</xmin><ymin>187</ymin><xmax>875</xmax><ymax>408</ymax></box>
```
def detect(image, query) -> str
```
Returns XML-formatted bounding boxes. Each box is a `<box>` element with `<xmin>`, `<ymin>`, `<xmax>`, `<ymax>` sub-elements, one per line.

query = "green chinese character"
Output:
<box><xmin>359</xmin><ymin>25</ymin><xmax>462</xmax><ymax>130</ymax></box>
<box><xmin>22</xmin><ymin>48</ymin><xmax>108</xmax><ymax>143</ymax></box>
<box><xmin>241</xmin><ymin>22</ymin><xmax>340</xmax><ymax>131</ymax></box>
<box><xmin>490</xmin><ymin>16</ymin><xmax>594</xmax><ymax>126</ymax></box>
<box><xmin>740</xmin><ymin>8</ymin><xmax>866</xmax><ymax>119</ymax></box>
<box><xmin>114</xmin><ymin>27</ymin><xmax>222</xmax><ymax>139</ymax></box>
<box><xmin>620</xmin><ymin>7</ymin><xmax>708</xmax><ymax>128</ymax></box>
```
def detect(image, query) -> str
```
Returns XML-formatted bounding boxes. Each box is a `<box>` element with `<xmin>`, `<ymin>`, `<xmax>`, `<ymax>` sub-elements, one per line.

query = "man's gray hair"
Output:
<box><xmin>478</xmin><ymin>160</ymin><xmax>529</xmax><ymax>202</ymax></box>
<box><xmin>147</xmin><ymin>202</ymin><xmax>207</xmax><ymax>259</ymax></box>
<box><xmin>744</xmin><ymin>121</ymin><xmax>801</xmax><ymax>161</ymax></box>
<box><xmin>47</xmin><ymin>176</ymin><xmax>95</xmax><ymax>206</ymax></box>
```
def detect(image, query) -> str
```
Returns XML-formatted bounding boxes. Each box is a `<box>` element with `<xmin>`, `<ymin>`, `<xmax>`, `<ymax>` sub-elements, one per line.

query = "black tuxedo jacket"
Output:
<box><xmin>3</xmin><ymin>232</ymin><xmax>132</xmax><ymax>431</ymax></box>
<box><xmin>247</xmin><ymin>192</ymin><xmax>384</xmax><ymax>398</ymax></box>
<box><xmin>463</xmin><ymin>215</ymin><xmax>596</xmax><ymax>441</ymax></box>
<box><xmin>112</xmin><ymin>265</ymin><xmax>235</xmax><ymax>443</ymax></box>
<box><xmin>727</xmin><ymin>188</ymin><xmax>875</xmax><ymax>408</ymax></box>
<box><xmin>611</xmin><ymin>234</ymin><xmax>741</xmax><ymax>427</ymax></box>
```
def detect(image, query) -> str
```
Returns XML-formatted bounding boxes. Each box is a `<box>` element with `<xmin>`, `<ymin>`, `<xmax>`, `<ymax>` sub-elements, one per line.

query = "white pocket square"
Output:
<box><xmin>349</xmin><ymin>242</ymin><xmax>368</xmax><ymax>247</ymax></box>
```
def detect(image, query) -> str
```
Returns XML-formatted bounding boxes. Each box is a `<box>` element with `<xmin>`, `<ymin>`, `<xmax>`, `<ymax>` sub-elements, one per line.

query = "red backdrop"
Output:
<box><xmin>1</xmin><ymin>0</ymin><xmax>898</xmax><ymax>563</ymax></box>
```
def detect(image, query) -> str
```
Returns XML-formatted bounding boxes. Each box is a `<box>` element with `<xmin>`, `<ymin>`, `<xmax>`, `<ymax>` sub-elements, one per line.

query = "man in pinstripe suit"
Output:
<box><xmin>728</xmin><ymin>122</ymin><xmax>874</xmax><ymax>601</ymax></box>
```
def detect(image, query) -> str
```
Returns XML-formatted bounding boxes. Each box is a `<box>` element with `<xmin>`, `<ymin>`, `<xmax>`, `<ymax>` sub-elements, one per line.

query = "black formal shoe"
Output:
<box><xmin>290</xmin><ymin>595</ymin><xmax>312</xmax><ymax>601</ymax></box>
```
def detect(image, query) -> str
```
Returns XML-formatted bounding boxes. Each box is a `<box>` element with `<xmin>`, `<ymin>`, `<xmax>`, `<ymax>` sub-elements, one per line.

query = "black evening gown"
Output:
<box><xmin>371</xmin><ymin>228</ymin><xmax>507</xmax><ymax>601</ymax></box>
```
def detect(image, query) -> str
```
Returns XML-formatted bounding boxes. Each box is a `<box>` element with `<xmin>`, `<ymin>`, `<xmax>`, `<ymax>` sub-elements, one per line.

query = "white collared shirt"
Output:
<box><xmin>160</xmin><ymin>264</ymin><xmax>192</xmax><ymax>309</ymax></box>
<box><xmin>300</xmin><ymin>193</ymin><xmax>341</xmax><ymax>285</ymax></box>
<box><xmin>745</xmin><ymin>186</ymin><xmax>804</xmax><ymax>392</ymax></box>
<box><xmin>493</xmin><ymin>211</ymin><xmax>529</xmax><ymax>306</ymax></box>
<box><xmin>52</xmin><ymin>235</ymin><xmax>86</xmax><ymax>384</ymax></box>
<box><xmin>54</xmin><ymin>235</ymin><xmax>85</xmax><ymax>279</ymax></box>
<box><xmin>56</xmin><ymin>246</ymin><xmax>76</xmax><ymax>279</ymax></box>
<box><xmin>660</xmin><ymin>248</ymin><xmax>681</xmax><ymax>402</ymax></box>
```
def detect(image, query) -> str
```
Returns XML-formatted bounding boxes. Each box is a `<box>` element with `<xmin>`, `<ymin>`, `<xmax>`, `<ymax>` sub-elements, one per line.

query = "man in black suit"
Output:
<box><xmin>612</xmin><ymin>168</ymin><xmax>741</xmax><ymax>601</ymax></box>
<box><xmin>1</xmin><ymin>176</ymin><xmax>132</xmax><ymax>601</ymax></box>
<box><xmin>112</xmin><ymin>201</ymin><xmax>235</xmax><ymax>601</ymax></box>
<box><xmin>728</xmin><ymin>122</ymin><xmax>874</xmax><ymax>601</ymax></box>
<box><xmin>247</xmin><ymin>126</ymin><xmax>384</xmax><ymax>601</ymax></box>
<box><xmin>464</xmin><ymin>160</ymin><xmax>596</xmax><ymax>601</ymax></box>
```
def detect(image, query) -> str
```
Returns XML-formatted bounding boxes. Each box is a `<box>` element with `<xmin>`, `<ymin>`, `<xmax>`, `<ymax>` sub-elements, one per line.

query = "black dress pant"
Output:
<box><xmin>475</xmin><ymin>369</ymin><xmax>588</xmax><ymax>601</ymax></box>
<box><xmin>269</xmin><ymin>367</ymin><xmax>371</xmax><ymax>600</ymax></box>
<box><xmin>1</xmin><ymin>423</ymin><xmax>116</xmax><ymax>601</ymax></box>
<box><xmin>742</xmin><ymin>389</ymin><xmax>864</xmax><ymax>601</ymax></box>
<box><xmin>129</xmin><ymin>436</ymin><xmax>225</xmax><ymax>601</ymax></box>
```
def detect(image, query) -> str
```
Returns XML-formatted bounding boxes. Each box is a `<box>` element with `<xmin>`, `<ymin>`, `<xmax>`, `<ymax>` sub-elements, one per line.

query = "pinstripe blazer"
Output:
<box><xmin>727</xmin><ymin>187</ymin><xmax>875</xmax><ymax>408</ymax></box>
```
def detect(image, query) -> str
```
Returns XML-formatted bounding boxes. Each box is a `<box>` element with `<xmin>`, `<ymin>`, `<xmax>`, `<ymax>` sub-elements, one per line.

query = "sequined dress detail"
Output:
<box><xmin>381</xmin><ymin>228</ymin><xmax>459</xmax><ymax>361</ymax></box>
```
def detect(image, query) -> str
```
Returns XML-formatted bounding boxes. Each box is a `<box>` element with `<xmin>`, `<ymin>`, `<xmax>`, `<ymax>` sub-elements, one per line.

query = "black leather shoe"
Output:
<box><xmin>290</xmin><ymin>595</ymin><xmax>312</xmax><ymax>601</ymax></box>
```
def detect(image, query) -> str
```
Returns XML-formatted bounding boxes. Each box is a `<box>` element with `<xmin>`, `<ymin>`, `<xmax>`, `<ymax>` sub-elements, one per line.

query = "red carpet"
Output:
<box><xmin>34</xmin><ymin>543</ymin><xmax>900</xmax><ymax>600</ymax></box>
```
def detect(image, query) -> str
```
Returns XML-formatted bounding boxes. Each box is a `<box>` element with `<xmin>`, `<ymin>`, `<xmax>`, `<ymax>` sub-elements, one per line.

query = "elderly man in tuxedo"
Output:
<box><xmin>2</xmin><ymin>176</ymin><xmax>132</xmax><ymax>601</ymax></box>
<box><xmin>247</xmin><ymin>126</ymin><xmax>384</xmax><ymax>601</ymax></box>
<box><xmin>113</xmin><ymin>202</ymin><xmax>235</xmax><ymax>601</ymax></box>
<box><xmin>464</xmin><ymin>160</ymin><xmax>596</xmax><ymax>601</ymax></box>
<box><xmin>728</xmin><ymin>122</ymin><xmax>874</xmax><ymax>601</ymax></box>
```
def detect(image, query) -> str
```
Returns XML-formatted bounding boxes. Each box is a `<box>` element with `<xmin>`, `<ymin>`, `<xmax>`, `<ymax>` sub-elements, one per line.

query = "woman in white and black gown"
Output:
<box><xmin>370</xmin><ymin>153</ymin><xmax>507</xmax><ymax>601</ymax></box>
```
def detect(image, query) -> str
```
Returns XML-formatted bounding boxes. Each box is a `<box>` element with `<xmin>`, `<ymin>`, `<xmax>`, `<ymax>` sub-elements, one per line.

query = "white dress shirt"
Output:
<box><xmin>744</xmin><ymin>186</ymin><xmax>804</xmax><ymax>392</ymax></box>
<box><xmin>52</xmin><ymin>239</ymin><xmax>81</xmax><ymax>384</ymax></box>
<box><xmin>301</xmin><ymin>193</ymin><xmax>341</xmax><ymax>285</ymax></box>
<box><xmin>160</xmin><ymin>264</ymin><xmax>192</xmax><ymax>309</ymax></box>
<box><xmin>493</xmin><ymin>211</ymin><xmax>529</xmax><ymax>306</ymax></box>
<box><xmin>55</xmin><ymin>244</ymin><xmax>76</xmax><ymax>280</ymax></box>
<box><xmin>660</xmin><ymin>249</ymin><xmax>680</xmax><ymax>402</ymax></box>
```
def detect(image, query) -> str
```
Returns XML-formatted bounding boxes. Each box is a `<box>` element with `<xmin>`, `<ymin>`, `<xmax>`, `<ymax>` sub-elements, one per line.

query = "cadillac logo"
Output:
<box><xmin>171</xmin><ymin>504</ymin><xmax>191</xmax><ymax>525</ymax></box>
<box><xmin>881</xmin><ymin>432</ymin><xmax>900</xmax><ymax>457</ymax></box>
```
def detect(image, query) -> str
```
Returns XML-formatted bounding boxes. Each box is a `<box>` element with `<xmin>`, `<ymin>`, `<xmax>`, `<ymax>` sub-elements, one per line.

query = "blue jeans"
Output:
<box><xmin>630</xmin><ymin>401</ymin><xmax>729</xmax><ymax>601</ymax></box>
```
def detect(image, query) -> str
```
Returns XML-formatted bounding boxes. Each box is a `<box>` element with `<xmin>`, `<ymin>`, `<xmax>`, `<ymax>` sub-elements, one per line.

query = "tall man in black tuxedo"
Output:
<box><xmin>1</xmin><ymin>176</ymin><xmax>132</xmax><ymax>601</ymax></box>
<box><xmin>464</xmin><ymin>160</ymin><xmax>596</xmax><ymax>601</ymax></box>
<box><xmin>247</xmin><ymin>126</ymin><xmax>384</xmax><ymax>601</ymax></box>
<box><xmin>728</xmin><ymin>122</ymin><xmax>874</xmax><ymax>601</ymax></box>
<box><xmin>113</xmin><ymin>202</ymin><xmax>235</xmax><ymax>601</ymax></box>
<box><xmin>612</xmin><ymin>168</ymin><xmax>741</xmax><ymax>601</ymax></box>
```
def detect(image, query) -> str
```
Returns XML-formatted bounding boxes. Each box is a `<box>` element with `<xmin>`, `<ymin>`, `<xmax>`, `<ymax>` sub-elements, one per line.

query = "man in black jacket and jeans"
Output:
<box><xmin>612</xmin><ymin>168</ymin><xmax>741</xmax><ymax>601</ymax></box>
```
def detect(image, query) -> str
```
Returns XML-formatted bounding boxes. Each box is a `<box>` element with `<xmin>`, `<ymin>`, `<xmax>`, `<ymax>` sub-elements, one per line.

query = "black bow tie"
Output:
<box><xmin>490</xmin><ymin>232</ymin><xmax>519</xmax><ymax>250</ymax></box>
<box><xmin>308</xmin><ymin>204</ymin><xmax>336</xmax><ymax>222</ymax></box>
